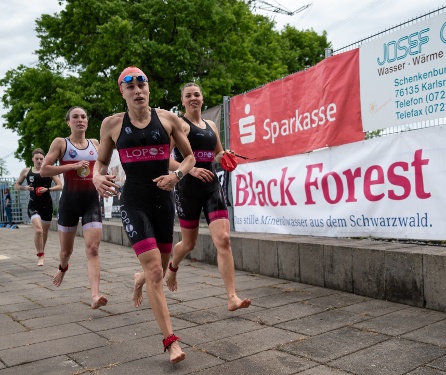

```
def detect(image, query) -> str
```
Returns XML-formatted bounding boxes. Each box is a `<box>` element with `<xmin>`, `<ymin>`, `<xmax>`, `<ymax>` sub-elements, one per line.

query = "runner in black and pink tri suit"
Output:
<box><xmin>93</xmin><ymin>66</ymin><xmax>195</xmax><ymax>363</ymax></box>
<box><xmin>41</xmin><ymin>106</ymin><xmax>108</xmax><ymax>310</ymax></box>
<box><xmin>165</xmin><ymin>82</ymin><xmax>251</xmax><ymax>312</ymax></box>
<box><xmin>172</xmin><ymin>116</ymin><xmax>228</xmax><ymax>228</ymax></box>
<box><xmin>115</xmin><ymin>110</ymin><xmax>177</xmax><ymax>255</ymax></box>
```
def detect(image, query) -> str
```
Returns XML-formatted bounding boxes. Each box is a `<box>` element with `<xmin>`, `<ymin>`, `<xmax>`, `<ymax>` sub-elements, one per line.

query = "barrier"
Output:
<box><xmin>50</xmin><ymin>218</ymin><xmax>446</xmax><ymax>312</ymax></box>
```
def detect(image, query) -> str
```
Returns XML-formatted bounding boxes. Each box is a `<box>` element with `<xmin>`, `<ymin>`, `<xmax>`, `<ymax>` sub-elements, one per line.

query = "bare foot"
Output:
<box><xmin>228</xmin><ymin>296</ymin><xmax>252</xmax><ymax>311</ymax></box>
<box><xmin>91</xmin><ymin>295</ymin><xmax>108</xmax><ymax>309</ymax></box>
<box><xmin>165</xmin><ymin>268</ymin><xmax>178</xmax><ymax>292</ymax></box>
<box><xmin>52</xmin><ymin>269</ymin><xmax>66</xmax><ymax>287</ymax></box>
<box><xmin>133</xmin><ymin>272</ymin><xmax>144</xmax><ymax>308</ymax></box>
<box><xmin>37</xmin><ymin>255</ymin><xmax>45</xmax><ymax>266</ymax></box>
<box><xmin>168</xmin><ymin>341</ymin><xmax>186</xmax><ymax>363</ymax></box>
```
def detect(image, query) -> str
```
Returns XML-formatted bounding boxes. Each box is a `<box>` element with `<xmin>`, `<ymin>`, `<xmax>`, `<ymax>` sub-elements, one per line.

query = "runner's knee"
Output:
<box><xmin>145</xmin><ymin>265</ymin><xmax>164</xmax><ymax>285</ymax></box>
<box><xmin>85</xmin><ymin>242</ymin><xmax>100</xmax><ymax>257</ymax></box>
<box><xmin>213</xmin><ymin>232</ymin><xmax>230</xmax><ymax>250</ymax></box>
<box><xmin>179</xmin><ymin>238</ymin><xmax>197</xmax><ymax>252</ymax></box>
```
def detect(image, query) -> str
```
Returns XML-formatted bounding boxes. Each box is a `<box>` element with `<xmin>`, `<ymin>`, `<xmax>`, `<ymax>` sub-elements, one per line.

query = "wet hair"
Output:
<box><xmin>180</xmin><ymin>82</ymin><xmax>202</xmax><ymax>97</ymax></box>
<box><xmin>65</xmin><ymin>106</ymin><xmax>87</xmax><ymax>121</ymax></box>
<box><xmin>32</xmin><ymin>148</ymin><xmax>45</xmax><ymax>157</ymax></box>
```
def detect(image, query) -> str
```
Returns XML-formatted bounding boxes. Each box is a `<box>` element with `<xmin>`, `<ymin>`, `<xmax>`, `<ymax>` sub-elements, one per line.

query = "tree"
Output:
<box><xmin>1</xmin><ymin>0</ymin><xmax>329</xmax><ymax>163</ymax></box>
<box><xmin>278</xmin><ymin>25</ymin><xmax>330</xmax><ymax>73</ymax></box>
<box><xmin>1</xmin><ymin>66</ymin><xmax>102</xmax><ymax>165</ymax></box>
<box><xmin>0</xmin><ymin>158</ymin><xmax>9</xmax><ymax>177</ymax></box>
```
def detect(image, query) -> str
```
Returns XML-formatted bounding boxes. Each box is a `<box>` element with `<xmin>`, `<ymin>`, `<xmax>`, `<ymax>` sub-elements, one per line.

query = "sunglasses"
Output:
<box><xmin>121</xmin><ymin>75</ymin><xmax>147</xmax><ymax>84</ymax></box>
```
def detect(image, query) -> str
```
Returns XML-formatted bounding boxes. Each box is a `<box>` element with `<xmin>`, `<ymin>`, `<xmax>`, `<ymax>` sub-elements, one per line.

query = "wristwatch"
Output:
<box><xmin>174</xmin><ymin>170</ymin><xmax>184</xmax><ymax>181</ymax></box>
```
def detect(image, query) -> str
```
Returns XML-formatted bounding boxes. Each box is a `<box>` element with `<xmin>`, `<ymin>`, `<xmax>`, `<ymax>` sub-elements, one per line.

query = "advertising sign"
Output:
<box><xmin>229</xmin><ymin>49</ymin><xmax>364</xmax><ymax>163</ymax></box>
<box><xmin>360</xmin><ymin>13</ymin><xmax>446</xmax><ymax>131</ymax></box>
<box><xmin>231</xmin><ymin>126</ymin><xmax>445</xmax><ymax>241</ymax></box>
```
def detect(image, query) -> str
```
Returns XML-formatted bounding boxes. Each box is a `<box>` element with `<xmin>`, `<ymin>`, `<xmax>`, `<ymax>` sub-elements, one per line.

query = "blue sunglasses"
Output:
<box><xmin>121</xmin><ymin>75</ymin><xmax>147</xmax><ymax>84</ymax></box>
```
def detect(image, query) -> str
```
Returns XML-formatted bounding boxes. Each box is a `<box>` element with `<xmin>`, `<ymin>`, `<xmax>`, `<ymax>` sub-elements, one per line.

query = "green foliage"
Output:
<box><xmin>365</xmin><ymin>129</ymin><xmax>382</xmax><ymax>139</ymax></box>
<box><xmin>1</xmin><ymin>0</ymin><xmax>329</xmax><ymax>163</ymax></box>
<box><xmin>0</xmin><ymin>158</ymin><xmax>9</xmax><ymax>177</ymax></box>
<box><xmin>1</xmin><ymin>65</ymin><xmax>102</xmax><ymax>164</ymax></box>
<box><xmin>279</xmin><ymin>25</ymin><xmax>330</xmax><ymax>72</ymax></box>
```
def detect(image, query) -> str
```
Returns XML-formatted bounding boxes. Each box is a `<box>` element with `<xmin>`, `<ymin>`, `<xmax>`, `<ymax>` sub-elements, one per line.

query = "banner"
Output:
<box><xmin>360</xmin><ymin>13</ymin><xmax>446</xmax><ymax>131</ymax></box>
<box><xmin>231</xmin><ymin>125</ymin><xmax>446</xmax><ymax>241</ymax></box>
<box><xmin>229</xmin><ymin>49</ymin><xmax>364</xmax><ymax>163</ymax></box>
<box><xmin>106</xmin><ymin>150</ymin><xmax>125</xmax><ymax>218</ymax></box>
<box><xmin>103</xmin><ymin>196</ymin><xmax>113</xmax><ymax>219</ymax></box>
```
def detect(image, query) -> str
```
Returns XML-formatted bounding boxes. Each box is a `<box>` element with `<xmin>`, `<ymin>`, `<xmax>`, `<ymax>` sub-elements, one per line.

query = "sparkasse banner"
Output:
<box><xmin>229</xmin><ymin>49</ymin><xmax>364</xmax><ymax>163</ymax></box>
<box><xmin>360</xmin><ymin>12</ymin><xmax>446</xmax><ymax>131</ymax></box>
<box><xmin>231</xmin><ymin>125</ymin><xmax>445</xmax><ymax>240</ymax></box>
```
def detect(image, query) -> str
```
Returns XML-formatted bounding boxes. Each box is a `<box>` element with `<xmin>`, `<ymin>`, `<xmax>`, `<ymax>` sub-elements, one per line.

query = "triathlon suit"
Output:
<box><xmin>173</xmin><ymin>117</ymin><xmax>228</xmax><ymax>229</ymax></box>
<box><xmin>57</xmin><ymin>138</ymin><xmax>102</xmax><ymax>232</ymax></box>
<box><xmin>116</xmin><ymin>110</ymin><xmax>174</xmax><ymax>256</ymax></box>
<box><xmin>26</xmin><ymin>169</ymin><xmax>54</xmax><ymax>223</ymax></box>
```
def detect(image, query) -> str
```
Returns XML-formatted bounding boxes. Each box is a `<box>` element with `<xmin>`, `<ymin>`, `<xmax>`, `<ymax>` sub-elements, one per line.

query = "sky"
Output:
<box><xmin>0</xmin><ymin>0</ymin><xmax>444</xmax><ymax>177</ymax></box>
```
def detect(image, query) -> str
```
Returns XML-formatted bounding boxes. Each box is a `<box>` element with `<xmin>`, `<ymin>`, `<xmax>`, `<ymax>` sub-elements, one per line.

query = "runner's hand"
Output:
<box><xmin>72</xmin><ymin>160</ymin><xmax>90</xmax><ymax>170</ymax></box>
<box><xmin>153</xmin><ymin>174</ymin><xmax>177</xmax><ymax>191</ymax></box>
<box><xmin>93</xmin><ymin>174</ymin><xmax>119</xmax><ymax>198</ymax></box>
<box><xmin>190</xmin><ymin>167</ymin><xmax>214</xmax><ymax>182</ymax></box>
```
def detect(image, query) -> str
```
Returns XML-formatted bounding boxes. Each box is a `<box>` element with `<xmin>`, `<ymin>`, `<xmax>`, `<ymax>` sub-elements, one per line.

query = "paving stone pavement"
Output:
<box><xmin>1</xmin><ymin>225</ymin><xmax>446</xmax><ymax>375</ymax></box>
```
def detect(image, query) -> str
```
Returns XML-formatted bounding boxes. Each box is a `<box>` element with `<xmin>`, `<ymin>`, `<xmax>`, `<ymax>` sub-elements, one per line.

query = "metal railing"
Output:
<box><xmin>0</xmin><ymin>178</ymin><xmax>61</xmax><ymax>225</ymax></box>
<box><xmin>333</xmin><ymin>5</ymin><xmax>446</xmax><ymax>139</ymax></box>
<box><xmin>333</xmin><ymin>6</ymin><xmax>446</xmax><ymax>55</ymax></box>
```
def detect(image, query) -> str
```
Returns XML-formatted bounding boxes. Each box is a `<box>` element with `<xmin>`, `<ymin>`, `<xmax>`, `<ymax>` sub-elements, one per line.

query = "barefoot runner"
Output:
<box><xmin>165</xmin><ymin>82</ymin><xmax>251</xmax><ymax>312</ymax></box>
<box><xmin>93</xmin><ymin>67</ymin><xmax>195</xmax><ymax>363</ymax></box>
<box><xmin>15</xmin><ymin>148</ymin><xmax>63</xmax><ymax>266</ymax></box>
<box><xmin>41</xmin><ymin>106</ymin><xmax>108</xmax><ymax>310</ymax></box>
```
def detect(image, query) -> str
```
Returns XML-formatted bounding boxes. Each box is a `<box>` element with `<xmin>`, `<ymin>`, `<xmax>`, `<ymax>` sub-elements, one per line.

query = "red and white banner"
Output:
<box><xmin>231</xmin><ymin>125</ymin><xmax>446</xmax><ymax>241</ymax></box>
<box><xmin>229</xmin><ymin>49</ymin><xmax>364</xmax><ymax>163</ymax></box>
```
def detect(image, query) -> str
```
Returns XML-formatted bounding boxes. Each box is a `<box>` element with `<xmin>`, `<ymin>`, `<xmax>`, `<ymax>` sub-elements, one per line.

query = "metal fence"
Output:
<box><xmin>0</xmin><ymin>178</ymin><xmax>61</xmax><ymax>225</ymax></box>
<box><xmin>333</xmin><ymin>6</ymin><xmax>445</xmax><ymax>55</ymax></box>
<box><xmin>1</xmin><ymin>178</ymin><xmax>24</xmax><ymax>225</ymax></box>
<box><xmin>332</xmin><ymin>5</ymin><xmax>446</xmax><ymax>139</ymax></box>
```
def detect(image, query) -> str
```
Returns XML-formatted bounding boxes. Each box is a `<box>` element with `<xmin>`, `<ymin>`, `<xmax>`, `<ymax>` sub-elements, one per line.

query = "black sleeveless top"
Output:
<box><xmin>26</xmin><ymin>169</ymin><xmax>53</xmax><ymax>202</ymax></box>
<box><xmin>174</xmin><ymin>117</ymin><xmax>217</xmax><ymax>168</ymax></box>
<box><xmin>116</xmin><ymin>109</ymin><xmax>170</xmax><ymax>186</ymax></box>
<box><xmin>174</xmin><ymin>117</ymin><xmax>219</xmax><ymax>192</ymax></box>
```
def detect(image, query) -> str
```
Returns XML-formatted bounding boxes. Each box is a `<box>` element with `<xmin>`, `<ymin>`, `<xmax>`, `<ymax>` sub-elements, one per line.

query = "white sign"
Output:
<box><xmin>360</xmin><ymin>13</ymin><xmax>446</xmax><ymax>131</ymax></box>
<box><xmin>231</xmin><ymin>126</ymin><xmax>446</xmax><ymax>241</ymax></box>
<box><xmin>104</xmin><ymin>196</ymin><xmax>113</xmax><ymax>219</ymax></box>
